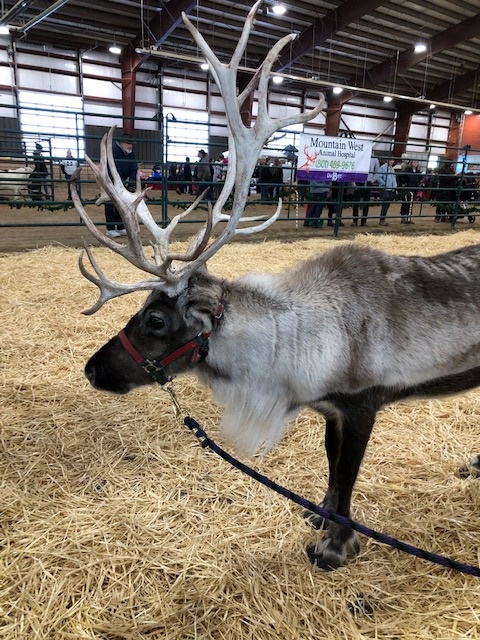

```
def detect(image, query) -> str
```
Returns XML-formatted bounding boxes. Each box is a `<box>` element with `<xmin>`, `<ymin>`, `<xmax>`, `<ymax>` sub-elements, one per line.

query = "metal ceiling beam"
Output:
<box><xmin>323</xmin><ymin>9</ymin><xmax>480</xmax><ymax>134</ymax></box>
<box><xmin>125</xmin><ymin>0</ymin><xmax>196</xmax><ymax>72</ymax></box>
<box><xmin>426</xmin><ymin>68</ymin><xmax>480</xmax><ymax>107</ymax></box>
<box><xmin>139</xmin><ymin>46</ymin><xmax>480</xmax><ymax>115</ymax></box>
<box><xmin>8</xmin><ymin>0</ymin><xmax>72</xmax><ymax>33</ymax></box>
<box><xmin>120</xmin><ymin>0</ymin><xmax>196</xmax><ymax>131</ymax></box>
<box><xmin>338</xmin><ymin>11</ymin><xmax>480</xmax><ymax>103</ymax></box>
<box><xmin>0</xmin><ymin>0</ymin><xmax>35</xmax><ymax>25</ymax></box>
<box><xmin>275</xmin><ymin>0</ymin><xmax>386</xmax><ymax>72</ymax></box>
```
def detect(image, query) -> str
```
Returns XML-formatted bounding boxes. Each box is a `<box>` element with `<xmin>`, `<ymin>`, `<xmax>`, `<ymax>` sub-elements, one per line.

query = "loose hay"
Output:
<box><xmin>1</xmin><ymin>231</ymin><xmax>480</xmax><ymax>639</ymax></box>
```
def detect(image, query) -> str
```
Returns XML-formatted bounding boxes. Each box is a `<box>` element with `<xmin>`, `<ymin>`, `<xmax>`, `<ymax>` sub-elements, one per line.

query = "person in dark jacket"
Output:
<box><xmin>182</xmin><ymin>157</ymin><xmax>193</xmax><ymax>194</ymax></box>
<box><xmin>399</xmin><ymin>159</ymin><xmax>423</xmax><ymax>224</ymax></box>
<box><xmin>32</xmin><ymin>142</ymin><xmax>50</xmax><ymax>198</ymax></box>
<box><xmin>195</xmin><ymin>149</ymin><xmax>212</xmax><ymax>200</ymax></box>
<box><xmin>434</xmin><ymin>160</ymin><xmax>457</xmax><ymax>222</ymax></box>
<box><xmin>104</xmin><ymin>133</ymin><xmax>138</xmax><ymax>237</ymax></box>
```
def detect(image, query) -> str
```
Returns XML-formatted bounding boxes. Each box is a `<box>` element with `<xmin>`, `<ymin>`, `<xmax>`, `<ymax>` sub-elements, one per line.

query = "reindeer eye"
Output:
<box><xmin>146</xmin><ymin>315</ymin><xmax>165</xmax><ymax>330</ymax></box>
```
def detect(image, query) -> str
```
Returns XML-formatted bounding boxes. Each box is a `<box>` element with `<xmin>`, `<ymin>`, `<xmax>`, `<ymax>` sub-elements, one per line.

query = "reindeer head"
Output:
<box><xmin>73</xmin><ymin>1</ymin><xmax>325</xmax><ymax>392</ymax></box>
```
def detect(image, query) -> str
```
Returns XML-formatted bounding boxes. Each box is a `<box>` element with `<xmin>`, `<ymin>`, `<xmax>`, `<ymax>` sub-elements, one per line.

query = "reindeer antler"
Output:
<box><xmin>74</xmin><ymin>0</ymin><xmax>325</xmax><ymax>314</ymax></box>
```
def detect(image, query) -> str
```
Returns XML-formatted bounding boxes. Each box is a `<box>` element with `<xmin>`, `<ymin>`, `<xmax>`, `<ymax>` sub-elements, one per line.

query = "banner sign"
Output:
<box><xmin>297</xmin><ymin>135</ymin><xmax>373</xmax><ymax>182</ymax></box>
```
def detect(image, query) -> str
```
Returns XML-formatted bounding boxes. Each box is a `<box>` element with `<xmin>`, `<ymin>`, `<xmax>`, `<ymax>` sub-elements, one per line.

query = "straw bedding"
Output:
<box><xmin>1</xmin><ymin>230</ymin><xmax>480</xmax><ymax>639</ymax></box>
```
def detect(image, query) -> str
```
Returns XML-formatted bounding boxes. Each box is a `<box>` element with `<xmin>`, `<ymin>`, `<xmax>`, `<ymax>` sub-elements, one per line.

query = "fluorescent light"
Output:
<box><xmin>109</xmin><ymin>45</ymin><xmax>122</xmax><ymax>55</ymax></box>
<box><xmin>414</xmin><ymin>43</ymin><xmax>427</xmax><ymax>53</ymax></box>
<box><xmin>271</xmin><ymin>4</ymin><xmax>287</xmax><ymax>15</ymax></box>
<box><xmin>272</xmin><ymin>76</ymin><xmax>284</xmax><ymax>84</ymax></box>
<box><xmin>332</xmin><ymin>87</ymin><xmax>343</xmax><ymax>95</ymax></box>
<box><xmin>383</xmin><ymin>96</ymin><xmax>393</xmax><ymax>102</ymax></box>
<box><xmin>0</xmin><ymin>25</ymin><xmax>9</xmax><ymax>35</ymax></box>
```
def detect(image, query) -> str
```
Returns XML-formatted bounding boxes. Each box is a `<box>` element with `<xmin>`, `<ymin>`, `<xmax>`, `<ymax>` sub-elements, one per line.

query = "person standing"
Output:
<box><xmin>377</xmin><ymin>158</ymin><xmax>397</xmax><ymax>225</ymax></box>
<box><xmin>399</xmin><ymin>159</ymin><xmax>423</xmax><ymax>224</ymax></box>
<box><xmin>32</xmin><ymin>142</ymin><xmax>50</xmax><ymax>198</ymax></box>
<box><xmin>434</xmin><ymin>160</ymin><xmax>457</xmax><ymax>222</ymax></box>
<box><xmin>104</xmin><ymin>133</ymin><xmax>137</xmax><ymax>237</ymax></box>
<box><xmin>258</xmin><ymin>159</ymin><xmax>271</xmax><ymax>201</ymax></box>
<box><xmin>352</xmin><ymin>155</ymin><xmax>381</xmax><ymax>226</ymax></box>
<box><xmin>304</xmin><ymin>179</ymin><xmax>331</xmax><ymax>228</ymax></box>
<box><xmin>182</xmin><ymin>157</ymin><xmax>192</xmax><ymax>194</ymax></box>
<box><xmin>196</xmin><ymin>149</ymin><xmax>212</xmax><ymax>200</ymax></box>
<box><xmin>60</xmin><ymin>149</ymin><xmax>79</xmax><ymax>200</ymax></box>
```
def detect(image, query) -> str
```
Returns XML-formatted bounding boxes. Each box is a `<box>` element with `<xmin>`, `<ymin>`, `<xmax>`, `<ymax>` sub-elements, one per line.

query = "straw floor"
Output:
<box><xmin>1</xmin><ymin>230</ymin><xmax>480</xmax><ymax>639</ymax></box>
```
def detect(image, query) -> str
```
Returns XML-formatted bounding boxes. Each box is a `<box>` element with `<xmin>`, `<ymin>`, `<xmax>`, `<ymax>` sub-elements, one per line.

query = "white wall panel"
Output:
<box><xmin>84</xmin><ymin>101</ymin><xmax>122</xmax><ymax>127</ymax></box>
<box><xmin>83</xmin><ymin>77</ymin><xmax>121</xmax><ymax>100</ymax></box>
<box><xmin>163</xmin><ymin>88</ymin><xmax>206</xmax><ymax>110</ymax></box>
<box><xmin>210</xmin><ymin>124</ymin><xmax>229</xmax><ymax>137</ymax></box>
<box><xmin>82</xmin><ymin>62</ymin><xmax>121</xmax><ymax>80</ymax></box>
<box><xmin>0</xmin><ymin>65</ymin><xmax>13</xmax><ymax>86</ymax></box>
<box><xmin>269</xmin><ymin>91</ymin><xmax>302</xmax><ymax>107</ymax></box>
<box><xmin>410</xmin><ymin>123</ymin><xmax>430</xmax><ymax>140</ymax></box>
<box><xmin>268</xmin><ymin>103</ymin><xmax>301</xmax><ymax>119</ymax></box>
<box><xmin>136</xmin><ymin>85</ymin><xmax>157</xmax><ymax>104</ymax></box>
<box><xmin>163</xmin><ymin>75</ymin><xmax>206</xmax><ymax>93</ymax></box>
<box><xmin>0</xmin><ymin>94</ymin><xmax>16</xmax><ymax>117</ymax></box>
<box><xmin>133</xmin><ymin>106</ymin><xmax>158</xmax><ymax>130</ymax></box>
<box><xmin>16</xmin><ymin>51</ymin><xmax>77</xmax><ymax>72</ymax></box>
<box><xmin>17</xmin><ymin>68</ymin><xmax>79</xmax><ymax>94</ymax></box>
<box><xmin>209</xmin><ymin>94</ymin><xmax>226</xmax><ymax>113</ymax></box>
<box><xmin>343</xmin><ymin>113</ymin><xmax>390</xmax><ymax>135</ymax></box>
<box><xmin>430</xmin><ymin>125</ymin><xmax>449</xmax><ymax>143</ymax></box>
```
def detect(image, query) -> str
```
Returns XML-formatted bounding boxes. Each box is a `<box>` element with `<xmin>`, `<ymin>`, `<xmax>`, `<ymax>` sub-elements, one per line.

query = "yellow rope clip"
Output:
<box><xmin>163</xmin><ymin>381</ymin><xmax>184</xmax><ymax>421</ymax></box>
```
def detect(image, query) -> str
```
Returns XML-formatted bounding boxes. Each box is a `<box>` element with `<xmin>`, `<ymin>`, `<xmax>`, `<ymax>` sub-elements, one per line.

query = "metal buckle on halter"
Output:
<box><xmin>141</xmin><ymin>359</ymin><xmax>171</xmax><ymax>385</ymax></box>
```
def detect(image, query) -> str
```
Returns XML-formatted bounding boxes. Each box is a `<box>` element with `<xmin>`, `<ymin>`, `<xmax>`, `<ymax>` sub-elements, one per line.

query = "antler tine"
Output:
<box><xmin>172</xmin><ymin>3</ymin><xmax>325</xmax><ymax>280</ymax></box>
<box><xmin>78</xmin><ymin>242</ymin><xmax>169</xmax><ymax>315</ymax></box>
<box><xmin>73</xmin><ymin>128</ymin><xmax>213</xmax><ymax>283</ymax></box>
<box><xmin>76</xmin><ymin>2</ymin><xmax>325</xmax><ymax>311</ymax></box>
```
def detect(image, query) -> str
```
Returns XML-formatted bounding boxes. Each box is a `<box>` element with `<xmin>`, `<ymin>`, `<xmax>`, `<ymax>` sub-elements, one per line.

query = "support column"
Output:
<box><xmin>446</xmin><ymin>112</ymin><xmax>461</xmax><ymax>160</ymax></box>
<box><xmin>325</xmin><ymin>95</ymin><xmax>342</xmax><ymax>136</ymax></box>
<box><xmin>238</xmin><ymin>72</ymin><xmax>254</xmax><ymax>127</ymax></box>
<box><xmin>392</xmin><ymin>103</ymin><xmax>416</xmax><ymax>159</ymax></box>
<box><xmin>120</xmin><ymin>46</ymin><xmax>138</xmax><ymax>134</ymax></box>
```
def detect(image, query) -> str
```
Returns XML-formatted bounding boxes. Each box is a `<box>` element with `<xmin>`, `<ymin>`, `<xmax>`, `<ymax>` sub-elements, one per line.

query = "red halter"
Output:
<box><xmin>117</xmin><ymin>302</ymin><xmax>224</xmax><ymax>385</ymax></box>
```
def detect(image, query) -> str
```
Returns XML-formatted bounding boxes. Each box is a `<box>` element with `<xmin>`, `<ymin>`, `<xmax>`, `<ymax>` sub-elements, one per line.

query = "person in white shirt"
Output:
<box><xmin>377</xmin><ymin>158</ymin><xmax>398</xmax><ymax>225</ymax></box>
<box><xmin>60</xmin><ymin>149</ymin><xmax>79</xmax><ymax>200</ymax></box>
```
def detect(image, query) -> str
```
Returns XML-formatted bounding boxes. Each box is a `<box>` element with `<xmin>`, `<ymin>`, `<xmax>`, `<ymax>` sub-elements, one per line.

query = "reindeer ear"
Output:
<box><xmin>180</xmin><ymin>273</ymin><xmax>222</xmax><ymax>333</ymax></box>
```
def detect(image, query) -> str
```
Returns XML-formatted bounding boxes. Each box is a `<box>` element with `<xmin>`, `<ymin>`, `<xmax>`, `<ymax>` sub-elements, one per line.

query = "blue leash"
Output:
<box><xmin>183</xmin><ymin>415</ymin><xmax>480</xmax><ymax>577</ymax></box>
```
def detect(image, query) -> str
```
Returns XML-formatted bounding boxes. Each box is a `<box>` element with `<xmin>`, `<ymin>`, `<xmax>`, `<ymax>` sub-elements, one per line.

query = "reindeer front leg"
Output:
<box><xmin>306</xmin><ymin>396</ymin><xmax>378</xmax><ymax>570</ymax></box>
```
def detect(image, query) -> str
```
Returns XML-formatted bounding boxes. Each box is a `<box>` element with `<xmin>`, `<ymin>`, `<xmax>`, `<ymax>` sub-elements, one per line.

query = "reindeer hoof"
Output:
<box><xmin>458</xmin><ymin>455</ymin><xmax>480</xmax><ymax>478</ymax></box>
<box><xmin>307</xmin><ymin>534</ymin><xmax>360</xmax><ymax>571</ymax></box>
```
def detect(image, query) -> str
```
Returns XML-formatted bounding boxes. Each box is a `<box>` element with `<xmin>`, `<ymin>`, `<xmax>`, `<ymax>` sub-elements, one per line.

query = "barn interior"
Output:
<box><xmin>1</xmin><ymin>2</ymin><xmax>480</xmax><ymax>639</ymax></box>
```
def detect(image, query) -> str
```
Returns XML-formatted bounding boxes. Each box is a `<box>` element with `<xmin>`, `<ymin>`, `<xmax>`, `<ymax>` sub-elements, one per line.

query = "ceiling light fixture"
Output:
<box><xmin>109</xmin><ymin>44</ymin><xmax>122</xmax><ymax>55</ymax></box>
<box><xmin>429</xmin><ymin>104</ymin><xmax>436</xmax><ymax>109</ymax></box>
<box><xmin>272</xmin><ymin>76</ymin><xmax>284</xmax><ymax>84</ymax></box>
<box><xmin>464</xmin><ymin>110</ymin><xmax>473</xmax><ymax>115</ymax></box>
<box><xmin>332</xmin><ymin>87</ymin><xmax>343</xmax><ymax>95</ymax></box>
<box><xmin>271</xmin><ymin>4</ymin><xmax>287</xmax><ymax>15</ymax></box>
<box><xmin>414</xmin><ymin>43</ymin><xmax>427</xmax><ymax>54</ymax></box>
<box><xmin>200</xmin><ymin>62</ymin><xmax>209</xmax><ymax>71</ymax></box>
<box><xmin>383</xmin><ymin>96</ymin><xmax>393</xmax><ymax>102</ymax></box>
<box><xmin>0</xmin><ymin>25</ymin><xmax>10</xmax><ymax>35</ymax></box>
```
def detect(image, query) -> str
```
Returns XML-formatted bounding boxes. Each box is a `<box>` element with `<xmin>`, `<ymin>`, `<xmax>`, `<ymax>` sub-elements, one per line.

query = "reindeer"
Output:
<box><xmin>0</xmin><ymin>165</ymin><xmax>34</xmax><ymax>200</ymax></box>
<box><xmin>72</xmin><ymin>1</ymin><xmax>480</xmax><ymax>571</ymax></box>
